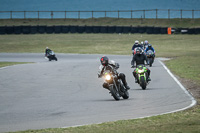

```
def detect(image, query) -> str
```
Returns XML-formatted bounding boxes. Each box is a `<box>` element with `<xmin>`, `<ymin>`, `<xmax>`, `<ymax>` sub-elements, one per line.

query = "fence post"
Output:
<box><xmin>118</xmin><ymin>10</ymin><xmax>119</xmax><ymax>19</ymax></box>
<box><xmin>92</xmin><ymin>11</ymin><xmax>93</xmax><ymax>18</ymax></box>
<box><xmin>156</xmin><ymin>9</ymin><xmax>158</xmax><ymax>19</ymax></box>
<box><xmin>24</xmin><ymin>11</ymin><xmax>26</xmax><ymax>19</ymax></box>
<box><xmin>51</xmin><ymin>11</ymin><xmax>53</xmax><ymax>19</ymax></box>
<box><xmin>65</xmin><ymin>11</ymin><xmax>66</xmax><ymax>19</ymax></box>
<box><xmin>131</xmin><ymin>10</ymin><xmax>133</xmax><ymax>19</ymax></box>
<box><xmin>38</xmin><ymin>11</ymin><xmax>39</xmax><ymax>20</ymax></box>
<box><xmin>10</xmin><ymin>11</ymin><xmax>12</xmax><ymax>19</ymax></box>
<box><xmin>78</xmin><ymin>11</ymin><xmax>80</xmax><ymax>19</ymax></box>
<box><xmin>105</xmin><ymin>11</ymin><xmax>106</xmax><ymax>17</ymax></box>
<box><xmin>168</xmin><ymin>9</ymin><xmax>170</xmax><ymax>19</ymax></box>
<box><xmin>180</xmin><ymin>9</ymin><xmax>182</xmax><ymax>20</ymax></box>
<box><xmin>192</xmin><ymin>9</ymin><xmax>194</xmax><ymax>19</ymax></box>
<box><xmin>143</xmin><ymin>10</ymin><xmax>145</xmax><ymax>19</ymax></box>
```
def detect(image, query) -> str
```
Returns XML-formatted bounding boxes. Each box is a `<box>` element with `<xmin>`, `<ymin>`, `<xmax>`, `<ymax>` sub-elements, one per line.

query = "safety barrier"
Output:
<box><xmin>0</xmin><ymin>25</ymin><xmax>199</xmax><ymax>34</ymax></box>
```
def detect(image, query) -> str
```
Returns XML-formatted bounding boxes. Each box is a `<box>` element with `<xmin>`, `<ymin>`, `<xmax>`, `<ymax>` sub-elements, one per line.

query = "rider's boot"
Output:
<box><xmin>147</xmin><ymin>77</ymin><xmax>151</xmax><ymax>81</ymax></box>
<box><xmin>135</xmin><ymin>79</ymin><xmax>138</xmax><ymax>83</ymax></box>
<box><xmin>125</xmin><ymin>84</ymin><xmax>130</xmax><ymax>90</ymax></box>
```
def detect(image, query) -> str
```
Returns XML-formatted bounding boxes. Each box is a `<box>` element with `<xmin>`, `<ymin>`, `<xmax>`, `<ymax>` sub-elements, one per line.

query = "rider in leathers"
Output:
<box><xmin>132</xmin><ymin>40</ymin><xmax>143</xmax><ymax>55</ymax></box>
<box><xmin>131</xmin><ymin>47</ymin><xmax>151</xmax><ymax>83</ymax></box>
<box><xmin>45</xmin><ymin>47</ymin><xmax>52</xmax><ymax>57</ymax></box>
<box><xmin>145</xmin><ymin>44</ymin><xmax>156</xmax><ymax>63</ymax></box>
<box><xmin>98</xmin><ymin>56</ymin><xmax>130</xmax><ymax>90</ymax></box>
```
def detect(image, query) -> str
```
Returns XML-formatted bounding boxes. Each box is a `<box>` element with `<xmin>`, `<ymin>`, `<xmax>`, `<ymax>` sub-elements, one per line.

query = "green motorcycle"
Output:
<box><xmin>135</xmin><ymin>65</ymin><xmax>149</xmax><ymax>90</ymax></box>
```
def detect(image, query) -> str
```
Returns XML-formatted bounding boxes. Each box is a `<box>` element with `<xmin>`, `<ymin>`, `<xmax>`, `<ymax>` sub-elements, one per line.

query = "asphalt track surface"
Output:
<box><xmin>0</xmin><ymin>53</ymin><xmax>196</xmax><ymax>132</ymax></box>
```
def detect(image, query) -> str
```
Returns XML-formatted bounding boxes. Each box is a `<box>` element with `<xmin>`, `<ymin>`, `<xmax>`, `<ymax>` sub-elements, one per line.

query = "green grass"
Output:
<box><xmin>1</xmin><ymin>18</ymin><xmax>200</xmax><ymax>28</ymax></box>
<box><xmin>0</xmin><ymin>62</ymin><xmax>31</xmax><ymax>68</ymax></box>
<box><xmin>166</xmin><ymin>56</ymin><xmax>200</xmax><ymax>84</ymax></box>
<box><xmin>0</xmin><ymin>33</ymin><xmax>199</xmax><ymax>133</ymax></box>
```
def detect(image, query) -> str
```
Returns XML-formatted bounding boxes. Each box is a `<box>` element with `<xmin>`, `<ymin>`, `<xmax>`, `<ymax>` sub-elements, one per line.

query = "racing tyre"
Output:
<box><xmin>140</xmin><ymin>76</ymin><xmax>146</xmax><ymax>90</ymax></box>
<box><xmin>110</xmin><ymin>85</ymin><xmax>120</xmax><ymax>101</ymax></box>
<box><xmin>149</xmin><ymin>58</ymin><xmax>153</xmax><ymax>67</ymax></box>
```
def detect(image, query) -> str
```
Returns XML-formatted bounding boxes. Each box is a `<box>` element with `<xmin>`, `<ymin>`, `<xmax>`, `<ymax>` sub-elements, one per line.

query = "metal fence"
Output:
<box><xmin>0</xmin><ymin>9</ymin><xmax>200</xmax><ymax>19</ymax></box>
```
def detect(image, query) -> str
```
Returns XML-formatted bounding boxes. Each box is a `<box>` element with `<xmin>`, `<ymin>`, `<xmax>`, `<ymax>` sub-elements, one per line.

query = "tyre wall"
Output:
<box><xmin>0</xmin><ymin>25</ymin><xmax>199</xmax><ymax>34</ymax></box>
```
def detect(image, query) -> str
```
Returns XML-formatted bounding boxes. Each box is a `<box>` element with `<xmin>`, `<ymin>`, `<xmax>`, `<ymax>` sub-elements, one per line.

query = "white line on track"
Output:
<box><xmin>158</xmin><ymin>60</ymin><xmax>197</xmax><ymax>111</ymax></box>
<box><xmin>62</xmin><ymin>58</ymin><xmax>197</xmax><ymax>129</ymax></box>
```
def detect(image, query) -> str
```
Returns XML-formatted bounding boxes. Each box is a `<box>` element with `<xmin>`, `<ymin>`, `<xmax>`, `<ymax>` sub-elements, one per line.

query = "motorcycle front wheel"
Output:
<box><xmin>149</xmin><ymin>58</ymin><xmax>153</xmax><ymax>67</ymax></box>
<box><xmin>140</xmin><ymin>76</ymin><xmax>147</xmax><ymax>90</ymax></box>
<box><xmin>122</xmin><ymin>90</ymin><xmax>129</xmax><ymax>99</ymax></box>
<box><xmin>110</xmin><ymin>85</ymin><xmax>120</xmax><ymax>101</ymax></box>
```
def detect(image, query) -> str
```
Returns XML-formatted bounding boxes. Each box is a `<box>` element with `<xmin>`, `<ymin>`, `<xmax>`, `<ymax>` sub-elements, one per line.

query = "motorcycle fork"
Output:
<box><xmin>113</xmin><ymin>79</ymin><xmax>119</xmax><ymax>92</ymax></box>
<box><xmin>138</xmin><ymin>74</ymin><xmax>146</xmax><ymax>81</ymax></box>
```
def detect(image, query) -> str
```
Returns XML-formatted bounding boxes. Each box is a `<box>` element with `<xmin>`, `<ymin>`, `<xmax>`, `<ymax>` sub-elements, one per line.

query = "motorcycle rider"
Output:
<box><xmin>140</xmin><ymin>41</ymin><xmax>144</xmax><ymax>48</ymax></box>
<box><xmin>145</xmin><ymin>44</ymin><xmax>155</xmax><ymax>54</ymax></box>
<box><xmin>143</xmin><ymin>40</ymin><xmax>149</xmax><ymax>49</ymax></box>
<box><xmin>98</xmin><ymin>56</ymin><xmax>130</xmax><ymax>90</ymax></box>
<box><xmin>145</xmin><ymin>44</ymin><xmax>156</xmax><ymax>62</ymax></box>
<box><xmin>131</xmin><ymin>47</ymin><xmax>151</xmax><ymax>83</ymax></box>
<box><xmin>45</xmin><ymin>47</ymin><xmax>52</xmax><ymax>57</ymax></box>
<box><xmin>132</xmin><ymin>40</ymin><xmax>143</xmax><ymax>55</ymax></box>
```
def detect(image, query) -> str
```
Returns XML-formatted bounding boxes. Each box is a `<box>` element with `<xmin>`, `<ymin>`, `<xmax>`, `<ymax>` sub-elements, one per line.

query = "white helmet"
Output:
<box><xmin>141</xmin><ymin>41</ymin><xmax>144</xmax><ymax>44</ymax></box>
<box><xmin>144</xmin><ymin>40</ymin><xmax>148</xmax><ymax>44</ymax></box>
<box><xmin>135</xmin><ymin>40</ymin><xmax>139</xmax><ymax>44</ymax></box>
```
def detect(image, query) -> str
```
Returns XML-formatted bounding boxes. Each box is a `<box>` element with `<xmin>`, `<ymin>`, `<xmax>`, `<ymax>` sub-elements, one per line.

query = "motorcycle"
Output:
<box><xmin>103</xmin><ymin>70</ymin><xmax>129</xmax><ymax>101</ymax></box>
<box><xmin>146</xmin><ymin>50</ymin><xmax>155</xmax><ymax>67</ymax></box>
<box><xmin>134</xmin><ymin>65</ymin><xmax>149</xmax><ymax>90</ymax></box>
<box><xmin>46</xmin><ymin>51</ymin><xmax>58</xmax><ymax>61</ymax></box>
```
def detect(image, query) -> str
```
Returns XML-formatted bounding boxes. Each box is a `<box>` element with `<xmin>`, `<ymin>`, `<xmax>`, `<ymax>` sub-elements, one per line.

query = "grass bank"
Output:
<box><xmin>0</xmin><ymin>62</ymin><xmax>31</xmax><ymax>68</ymax></box>
<box><xmin>0</xmin><ymin>34</ymin><xmax>199</xmax><ymax>132</ymax></box>
<box><xmin>1</xmin><ymin>18</ymin><xmax>200</xmax><ymax>28</ymax></box>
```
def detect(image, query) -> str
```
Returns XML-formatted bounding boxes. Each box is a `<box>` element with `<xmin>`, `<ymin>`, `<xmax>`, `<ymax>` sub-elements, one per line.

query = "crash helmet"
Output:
<box><xmin>100</xmin><ymin>56</ymin><xmax>109</xmax><ymax>66</ymax></box>
<box><xmin>46</xmin><ymin>47</ymin><xmax>49</xmax><ymax>49</ymax></box>
<box><xmin>144</xmin><ymin>40</ymin><xmax>148</xmax><ymax>45</ymax></box>
<box><xmin>141</xmin><ymin>41</ymin><xmax>144</xmax><ymax>45</ymax></box>
<box><xmin>135</xmin><ymin>40</ymin><xmax>139</xmax><ymax>45</ymax></box>
<box><xmin>148</xmin><ymin>44</ymin><xmax>152</xmax><ymax>48</ymax></box>
<box><xmin>135</xmin><ymin>47</ymin><xmax>142</xmax><ymax>55</ymax></box>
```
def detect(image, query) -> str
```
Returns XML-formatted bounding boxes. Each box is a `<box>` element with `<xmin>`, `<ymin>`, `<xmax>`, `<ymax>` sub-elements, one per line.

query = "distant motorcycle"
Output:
<box><xmin>103</xmin><ymin>70</ymin><xmax>129</xmax><ymax>100</ymax></box>
<box><xmin>46</xmin><ymin>51</ymin><xmax>57</xmax><ymax>61</ymax></box>
<box><xmin>146</xmin><ymin>50</ymin><xmax>155</xmax><ymax>67</ymax></box>
<box><xmin>134</xmin><ymin>65</ymin><xmax>150</xmax><ymax>90</ymax></box>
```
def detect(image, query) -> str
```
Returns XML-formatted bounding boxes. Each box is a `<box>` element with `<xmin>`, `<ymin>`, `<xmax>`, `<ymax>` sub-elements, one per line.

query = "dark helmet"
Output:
<box><xmin>100</xmin><ymin>56</ymin><xmax>109</xmax><ymax>66</ymax></box>
<box><xmin>148</xmin><ymin>44</ymin><xmax>152</xmax><ymax>48</ymax></box>
<box><xmin>135</xmin><ymin>47</ymin><xmax>142</xmax><ymax>55</ymax></box>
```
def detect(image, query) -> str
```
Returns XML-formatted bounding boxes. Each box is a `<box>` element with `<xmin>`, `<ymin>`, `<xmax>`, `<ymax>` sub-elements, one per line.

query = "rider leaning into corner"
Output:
<box><xmin>131</xmin><ymin>47</ymin><xmax>151</xmax><ymax>83</ymax></box>
<box><xmin>45</xmin><ymin>47</ymin><xmax>52</xmax><ymax>57</ymax></box>
<box><xmin>98</xmin><ymin>56</ymin><xmax>130</xmax><ymax>90</ymax></box>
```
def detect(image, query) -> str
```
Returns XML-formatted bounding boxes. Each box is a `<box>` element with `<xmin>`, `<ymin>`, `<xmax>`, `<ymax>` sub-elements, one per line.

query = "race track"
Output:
<box><xmin>0</xmin><ymin>53</ymin><xmax>196</xmax><ymax>132</ymax></box>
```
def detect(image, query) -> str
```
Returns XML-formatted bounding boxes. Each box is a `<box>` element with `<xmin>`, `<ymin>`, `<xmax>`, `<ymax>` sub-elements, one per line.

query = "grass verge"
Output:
<box><xmin>0</xmin><ymin>62</ymin><xmax>31</xmax><ymax>68</ymax></box>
